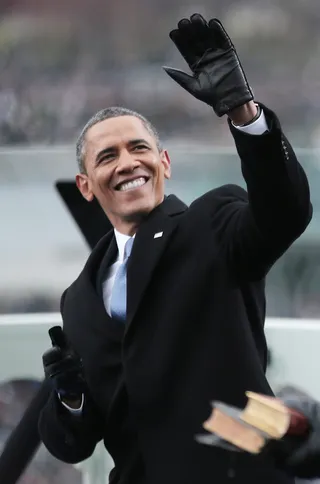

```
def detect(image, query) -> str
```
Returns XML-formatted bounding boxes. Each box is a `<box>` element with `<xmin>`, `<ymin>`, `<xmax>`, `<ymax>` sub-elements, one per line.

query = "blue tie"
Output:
<box><xmin>110</xmin><ymin>238</ymin><xmax>134</xmax><ymax>322</ymax></box>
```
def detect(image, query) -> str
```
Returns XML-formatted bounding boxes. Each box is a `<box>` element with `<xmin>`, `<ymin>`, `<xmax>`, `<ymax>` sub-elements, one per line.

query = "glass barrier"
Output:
<box><xmin>0</xmin><ymin>313</ymin><xmax>114</xmax><ymax>483</ymax></box>
<box><xmin>1</xmin><ymin>145</ymin><xmax>320</xmax><ymax>318</ymax></box>
<box><xmin>1</xmin><ymin>314</ymin><xmax>320</xmax><ymax>483</ymax></box>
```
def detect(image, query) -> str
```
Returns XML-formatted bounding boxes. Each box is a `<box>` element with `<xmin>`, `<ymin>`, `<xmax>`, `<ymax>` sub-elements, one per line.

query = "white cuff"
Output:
<box><xmin>232</xmin><ymin>109</ymin><xmax>268</xmax><ymax>135</ymax></box>
<box><xmin>59</xmin><ymin>393</ymin><xmax>84</xmax><ymax>415</ymax></box>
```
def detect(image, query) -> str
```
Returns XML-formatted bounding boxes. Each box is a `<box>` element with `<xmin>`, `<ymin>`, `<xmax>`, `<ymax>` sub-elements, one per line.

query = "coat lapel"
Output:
<box><xmin>68</xmin><ymin>231</ymin><xmax>124</xmax><ymax>342</ymax></box>
<box><xmin>125</xmin><ymin>195</ymin><xmax>187</xmax><ymax>334</ymax></box>
<box><xmin>95</xmin><ymin>235</ymin><xmax>118</xmax><ymax>295</ymax></box>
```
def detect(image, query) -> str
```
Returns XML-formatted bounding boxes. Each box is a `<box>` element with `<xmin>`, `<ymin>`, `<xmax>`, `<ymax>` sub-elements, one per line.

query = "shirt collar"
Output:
<box><xmin>114</xmin><ymin>229</ymin><xmax>135</xmax><ymax>262</ymax></box>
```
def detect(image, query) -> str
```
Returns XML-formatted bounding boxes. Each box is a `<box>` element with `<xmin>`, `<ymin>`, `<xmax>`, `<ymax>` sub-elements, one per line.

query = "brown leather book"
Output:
<box><xmin>202</xmin><ymin>391</ymin><xmax>309</xmax><ymax>454</ymax></box>
<box><xmin>203</xmin><ymin>402</ymin><xmax>266</xmax><ymax>453</ymax></box>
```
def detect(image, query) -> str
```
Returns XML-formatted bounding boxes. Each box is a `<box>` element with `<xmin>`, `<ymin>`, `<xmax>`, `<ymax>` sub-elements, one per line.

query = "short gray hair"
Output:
<box><xmin>76</xmin><ymin>106</ymin><xmax>162</xmax><ymax>173</ymax></box>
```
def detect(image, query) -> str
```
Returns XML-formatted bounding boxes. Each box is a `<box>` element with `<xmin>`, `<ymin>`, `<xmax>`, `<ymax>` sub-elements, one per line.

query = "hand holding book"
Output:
<box><xmin>196</xmin><ymin>391</ymin><xmax>320</xmax><ymax>479</ymax></box>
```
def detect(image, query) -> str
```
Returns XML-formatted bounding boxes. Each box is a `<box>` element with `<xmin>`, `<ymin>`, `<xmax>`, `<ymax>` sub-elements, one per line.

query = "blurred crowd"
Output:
<box><xmin>1</xmin><ymin>0</ymin><xmax>320</xmax><ymax>147</ymax></box>
<box><xmin>0</xmin><ymin>378</ymin><xmax>82</xmax><ymax>483</ymax></box>
<box><xmin>2</xmin><ymin>0</ymin><xmax>320</xmax><ymax>316</ymax></box>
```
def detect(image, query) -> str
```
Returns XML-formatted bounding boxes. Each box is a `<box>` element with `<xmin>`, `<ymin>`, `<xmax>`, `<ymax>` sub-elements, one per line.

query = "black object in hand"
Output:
<box><xmin>42</xmin><ymin>326</ymin><xmax>85</xmax><ymax>400</ymax></box>
<box><xmin>280</xmin><ymin>394</ymin><xmax>320</xmax><ymax>479</ymax></box>
<box><xmin>163</xmin><ymin>14</ymin><xmax>253</xmax><ymax>116</ymax></box>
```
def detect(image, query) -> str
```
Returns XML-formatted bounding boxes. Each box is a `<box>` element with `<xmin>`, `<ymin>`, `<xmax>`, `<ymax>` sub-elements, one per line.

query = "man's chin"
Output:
<box><xmin>121</xmin><ymin>208</ymin><xmax>150</xmax><ymax>224</ymax></box>
<box><xmin>121</xmin><ymin>199</ymin><xmax>160</xmax><ymax>223</ymax></box>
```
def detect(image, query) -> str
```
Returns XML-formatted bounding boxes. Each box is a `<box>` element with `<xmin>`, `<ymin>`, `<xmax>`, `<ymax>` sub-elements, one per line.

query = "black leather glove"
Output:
<box><xmin>280</xmin><ymin>394</ymin><xmax>320</xmax><ymax>479</ymax></box>
<box><xmin>164</xmin><ymin>14</ymin><xmax>253</xmax><ymax>117</ymax></box>
<box><xmin>42</xmin><ymin>326</ymin><xmax>86</xmax><ymax>401</ymax></box>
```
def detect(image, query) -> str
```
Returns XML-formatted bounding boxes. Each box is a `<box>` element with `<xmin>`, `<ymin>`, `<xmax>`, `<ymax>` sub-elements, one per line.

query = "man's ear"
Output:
<box><xmin>161</xmin><ymin>149</ymin><xmax>171</xmax><ymax>180</ymax></box>
<box><xmin>75</xmin><ymin>173</ymin><xmax>94</xmax><ymax>201</ymax></box>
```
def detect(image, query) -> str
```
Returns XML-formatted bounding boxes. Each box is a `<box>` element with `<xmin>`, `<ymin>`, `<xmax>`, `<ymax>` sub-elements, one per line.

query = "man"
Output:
<box><xmin>38</xmin><ymin>14</ymin><xmax>312</xmax><ymax>484</ymax></box>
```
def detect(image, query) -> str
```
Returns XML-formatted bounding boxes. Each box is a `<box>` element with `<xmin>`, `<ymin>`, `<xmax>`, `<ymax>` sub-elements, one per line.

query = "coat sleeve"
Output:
<box><xmin>38</xmin><ymin>290</ymin><xmax>104</xmax><ymax>464</ymax></box>
<box><xmin>38</xmin><ymin>389</ymin><xmax>104</xmax><ymax>464</ymax></box>
<box><xmin>205</xmin><ymin>103</ymin><xmax>312</xmax><ymax>281</ymax></box>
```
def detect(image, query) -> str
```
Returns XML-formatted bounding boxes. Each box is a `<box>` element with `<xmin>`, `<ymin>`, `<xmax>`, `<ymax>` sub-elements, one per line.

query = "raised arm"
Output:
<box><xmin>165</xmin><ymin>14</ymin><xmax>312</xmax><ymax>279</ymax></box>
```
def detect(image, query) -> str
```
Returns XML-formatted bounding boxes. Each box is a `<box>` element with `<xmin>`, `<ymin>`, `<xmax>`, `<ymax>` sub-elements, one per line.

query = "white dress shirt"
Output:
<box><xmin>61</xmin><ymin>107</ymin><xmax>268</xmax><ymax>414</ymax></box>
<box><xmin>232</xmin><ymin>108</ymin><xmax>268</xmax><ymax>134</ymax></box>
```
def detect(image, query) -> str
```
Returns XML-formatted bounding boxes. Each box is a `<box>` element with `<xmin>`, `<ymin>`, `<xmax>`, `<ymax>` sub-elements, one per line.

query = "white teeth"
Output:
<box><xmin>118</xmin><ymin>177</ymin><xmax>146</xmax><ymax>191</ymax></box>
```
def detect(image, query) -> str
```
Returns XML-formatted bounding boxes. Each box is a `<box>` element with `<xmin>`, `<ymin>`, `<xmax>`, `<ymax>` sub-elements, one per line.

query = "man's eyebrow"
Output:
<box><xmin>95</xmin><ymin>139</ymin><xmax>151</xmax><ymax>162</ymax></box>
<box><xmin>127</xmin><ymin>138</ymin><xmax>151</xmax><ymax>147</ymax></box>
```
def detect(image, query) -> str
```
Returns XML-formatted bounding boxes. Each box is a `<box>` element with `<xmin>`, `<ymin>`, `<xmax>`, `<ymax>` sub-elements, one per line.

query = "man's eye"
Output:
<box><xmin>133</xmin><ymin>145</ymin><xmax>148</xmax><ymax>151</ymax></box>
<box><xmin>99</xmin><ymin>153</ymin><xmax>115</xmax><ymax>163</ymax></box>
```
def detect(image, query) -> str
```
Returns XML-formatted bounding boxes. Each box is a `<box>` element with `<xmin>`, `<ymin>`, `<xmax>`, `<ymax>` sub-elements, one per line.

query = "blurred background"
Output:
<box><xmin>2</xmin><ymin>0</ymin><xmax>320</xmax><ymax>482</ymax></box>
<box><xmin>1</xmin><ymin>0</ymin><xmax>320</xmax><ymax>317</ymax></box>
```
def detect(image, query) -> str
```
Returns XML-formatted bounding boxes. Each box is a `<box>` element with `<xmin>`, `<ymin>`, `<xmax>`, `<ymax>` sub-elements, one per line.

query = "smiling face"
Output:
<box><xmin>76</xmin><ymin>115</ymin><xmax>171</xmax><ymax>235</ymax></box>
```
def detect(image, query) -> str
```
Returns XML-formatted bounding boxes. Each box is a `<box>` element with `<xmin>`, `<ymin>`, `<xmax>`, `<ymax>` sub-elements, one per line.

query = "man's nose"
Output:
<box><xmin>116</xmin><ymin>152</ymin><xmax>139</xmax><ymax>172</ymax></box>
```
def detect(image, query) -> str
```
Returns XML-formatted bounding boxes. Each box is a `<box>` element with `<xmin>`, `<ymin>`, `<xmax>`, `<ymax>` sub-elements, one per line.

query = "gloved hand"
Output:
<box><xmin>42</xmin><ymin>326</ymin><xmax>86</xmax><ymax>402</ymax></box>
<box><xmin>164</xmin><ymin>14</ymin><xmax>253</xmax><ymax>117</ymax></box>
<box><xmin>280</xmin><ymin>394</ymin><xmax>320</xmax><ymax>479</ymax></box>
